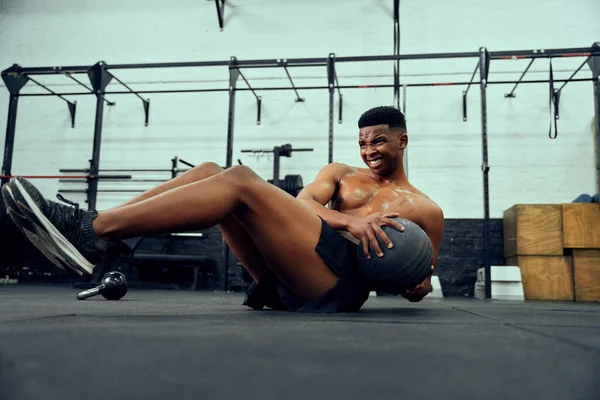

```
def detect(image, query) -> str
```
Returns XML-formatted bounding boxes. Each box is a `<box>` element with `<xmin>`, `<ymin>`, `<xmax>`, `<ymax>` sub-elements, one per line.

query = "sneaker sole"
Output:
<box><xmin>2</xmin><ymin>185</ymin><xmax>75</xmax><ymax>273</ymax></box>
<box><xmin>8</xmin><ymin>179</ymin><xmax>94</xmax><ymax>275</ymax></box>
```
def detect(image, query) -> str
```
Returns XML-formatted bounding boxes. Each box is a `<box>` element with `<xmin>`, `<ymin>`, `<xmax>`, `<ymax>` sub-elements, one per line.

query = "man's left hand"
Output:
<box><xmin>402</xmin><ymin>265</ymin><xmax>434</xmax><ymax>302</ymax></box>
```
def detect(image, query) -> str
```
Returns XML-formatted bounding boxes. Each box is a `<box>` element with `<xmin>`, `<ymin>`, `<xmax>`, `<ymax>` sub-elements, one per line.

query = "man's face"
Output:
<box><xmin>358</xmin><ymin>124</ymin><xmax>406</xmax><ymax>174</ymax></box>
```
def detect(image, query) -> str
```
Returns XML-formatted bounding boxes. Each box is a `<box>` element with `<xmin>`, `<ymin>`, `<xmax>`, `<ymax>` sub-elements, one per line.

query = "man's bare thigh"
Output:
<box><xmin>234</xmin><ymin>175</ymin><xmax>339</xmax><ymax>301</ymax></box>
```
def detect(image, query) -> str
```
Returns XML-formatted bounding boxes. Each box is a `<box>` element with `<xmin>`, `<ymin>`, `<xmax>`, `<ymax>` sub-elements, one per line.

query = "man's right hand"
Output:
<box><xmin>345</xmin><ymin>213</ymin><xmax>405</xmax><ymax>259</ymax></box>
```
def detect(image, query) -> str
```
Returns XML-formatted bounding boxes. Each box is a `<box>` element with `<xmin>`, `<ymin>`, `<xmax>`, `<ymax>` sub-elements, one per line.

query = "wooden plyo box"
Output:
<box><xmin>561</xmin><ymin>204</ymin><xmax>600</xmax><ymax>249</ymax></box>
<box><xmin>573</xmin><ymin>250</ymin><xmax>600</xmax><ymax>302</ymax></box>
<box><xmin>503</xmin><ymin>205</ymin><xmax>563</xmax><ymax>257</ymax></box>
<box><xmin>506</xmin><ymin>256</ymin><xmax>574</xmax><ymax>301</ymax></box>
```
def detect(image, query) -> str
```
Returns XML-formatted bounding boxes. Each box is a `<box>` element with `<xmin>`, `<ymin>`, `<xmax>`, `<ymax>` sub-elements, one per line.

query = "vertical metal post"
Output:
<box><xmin>272</xmin><ymin>146</ymin><xmax>281</xmax><ymax>185</ymax></box>
<box><xmin>403</xmin><ymin>85</ymin><xmax>408</xmax><ymax>179</ymax></box>
<box><xmin>588</xmin><ymin>43</ymin><xmax>600</xmax><ymax>192</ymax></box>
<box><xmin>86</xmin><ymin>62</ymin><xmax>112</xmax><ymax>211</ymax></box>
<box><xmin>2</xmin><ymin>97</ymin><xmax>20</xmax><ymax>187</ymax></box>
<box><xmin>479</xmin><ymin>47</ymin><xmax>492</xmax><ymax>299</ymax></box>
<box><xmin>1</xmin><ymin>65</ymin><xmax>29</xmax><ymax>187</ymax></box>
<box><xmin>226</xmin><ymin>57</ymin><xmax>239</xmax><ymax>169</ymax></box>
<box><xmin>171</xmin><ymin>156</ymin><xmax>179</xmax><ymax>179</ymax></box>
<box><xmin>327</xmin><ymin>54</ymin><xmax>335</xmax><ymax>163</ymax></box>
<box><xmin>222</xmin><ymin>57</ymin><xmax>240</xmax><ymax>291</ymax></box>
<box><xmin>393</xmin><ymin>0</ymin><xmax>400</xmax><ymax>110</ymax></box>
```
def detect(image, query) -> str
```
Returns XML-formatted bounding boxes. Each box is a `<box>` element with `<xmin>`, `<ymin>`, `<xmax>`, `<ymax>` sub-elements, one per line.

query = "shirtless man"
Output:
<box><xmin>2</xmin><ymin>106</ymin><xmax>444</xmax><ymax>313</ymax></box>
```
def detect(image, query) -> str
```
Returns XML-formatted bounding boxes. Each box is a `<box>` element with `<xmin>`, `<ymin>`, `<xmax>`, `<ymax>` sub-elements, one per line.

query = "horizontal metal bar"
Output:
<box><xmin>60</xmin><ymin>168</ymin><xmax>192</xmax><ymax>173</ymax></box>
<box><xmin>109</xmin><ymin>60</ymin><xmax>230</xmax><ymax>70</ymax></box>
<box><xmin>11</xmin><ymin>47</ymin><xmax>599</xmax><ymax>75</ymax></box>
<box><xmin>20</xmin><ymin>89</ymin><xmax>229</xmax><ymax>96</ymax></box>
<box><xmin>0</xmin><ymin>174</ymin><xmax>131</xmax><ymax>179</ymax></box>
<box><xmin>19</xmin><ymin>77</ymin><xmax>594</xmax><ymax>97</ymax></box>
<box><xmin>7</xmin><ymin>67</ymin><xmax>90</xmax><ymax>75</ymax></box>
<box><xmin>58</xmin><ymin>189</ymin><xmax>147</xmax><ymax>193</ymax></box>
<box><xmin>59</xmin><ymin>179</ymin><xmax>166</xmax><ymax>183</ymax></box>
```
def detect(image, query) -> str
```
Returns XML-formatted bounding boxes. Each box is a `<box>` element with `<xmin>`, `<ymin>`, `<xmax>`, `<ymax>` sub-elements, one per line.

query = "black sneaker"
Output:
<box><xmin>6</xmin><ymin>177</ymin><xmax>111</xmax><ymax>276</ymax></box>
<box><xmin>1</xmin><ymin>183</ymin><xmax>74</xmax><ymax>272</ymax></box>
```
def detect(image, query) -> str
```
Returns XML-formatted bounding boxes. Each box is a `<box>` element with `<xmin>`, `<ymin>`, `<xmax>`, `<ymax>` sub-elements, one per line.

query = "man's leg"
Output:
<box><xmin>115</xmin><ymin>162</ymin><xmax>268</xmax><ymax>282</ymax></box>
<box><xmin>92</xmin><ymin>166</ymin><xmax>339</xmax><ymax>300</ymax></box>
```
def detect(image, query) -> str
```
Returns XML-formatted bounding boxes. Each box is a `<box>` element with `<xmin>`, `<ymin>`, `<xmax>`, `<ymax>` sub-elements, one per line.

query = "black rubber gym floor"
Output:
<box><xmin>1</xmin><ymin>286</ymin><xmax>598</xmax><ymax>400</ymax></box>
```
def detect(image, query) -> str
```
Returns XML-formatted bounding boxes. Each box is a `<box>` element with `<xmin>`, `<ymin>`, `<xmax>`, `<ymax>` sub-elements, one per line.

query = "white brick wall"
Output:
<box><xmin>1</xmin><ymin>0</ymin><xmax>599</xmax><ymax>217</ymax></box>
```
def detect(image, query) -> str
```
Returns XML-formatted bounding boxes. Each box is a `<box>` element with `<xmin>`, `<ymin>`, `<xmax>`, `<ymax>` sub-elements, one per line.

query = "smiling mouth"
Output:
<box><xmin>368</xmin><ymin>157</ymin><xmax>383</xmax><ymax>167</ymax></box>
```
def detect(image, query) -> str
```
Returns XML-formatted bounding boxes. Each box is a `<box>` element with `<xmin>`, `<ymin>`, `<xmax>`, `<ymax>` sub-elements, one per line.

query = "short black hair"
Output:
<box><xmin>358</xmin><ymin>106</ymin><xmax>406</xmax><ymax>132</ymax></box>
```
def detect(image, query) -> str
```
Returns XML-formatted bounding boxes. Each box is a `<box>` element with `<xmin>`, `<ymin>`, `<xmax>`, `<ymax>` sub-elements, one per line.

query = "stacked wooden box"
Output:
<box><xmin>503</xmin><ymin>204</ymin><xmax>600</xmax><ymax>302</ymax></box>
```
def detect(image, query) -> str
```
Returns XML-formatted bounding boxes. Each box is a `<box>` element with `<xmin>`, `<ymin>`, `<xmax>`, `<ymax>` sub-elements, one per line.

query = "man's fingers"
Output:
<box><xmin>371</xmin><ymin>222</ymin><xmax>393</xmax><ymax>250</ymax></box>
<box><xmin>380</xmin><ymin>217</ymin><xmax>405</xmax><ymax>232</ymax></box>
<box><xmin>366</xmin><ymin>229</ymin><xmax>384</xmax><ymax>257</ymax></box>
<box><xmin>360</xmin><ymin>237</ymin><xmax>371</xmax><ymax>259</ymax></box>
<box><xmin>383</xmin><ymin>212</ymin><xmax>400</xmax><ymax>219</ymax></box>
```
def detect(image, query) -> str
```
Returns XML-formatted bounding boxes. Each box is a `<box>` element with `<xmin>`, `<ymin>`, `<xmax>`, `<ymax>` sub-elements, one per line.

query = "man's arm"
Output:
<box><xmin>402</xmin><ymin>204</ymin><xmax>445</xmax><ymax>302</ymax></box>
<box><xmin>296</xmin><ymin>162</ymin><xmax>352</xmax><ymax>230</ymax></box>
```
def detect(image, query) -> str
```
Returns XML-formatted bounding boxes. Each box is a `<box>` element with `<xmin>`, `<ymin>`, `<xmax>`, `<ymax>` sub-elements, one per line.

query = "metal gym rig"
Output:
<box><xmin>2</xmin><ymin>2</ymin><xmax>599</xmax><ymax>299</ymax></box>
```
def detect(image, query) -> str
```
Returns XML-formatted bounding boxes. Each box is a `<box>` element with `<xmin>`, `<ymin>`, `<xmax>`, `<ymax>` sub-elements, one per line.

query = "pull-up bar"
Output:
<box><xmin>10</xmin><ymin>47</ymin><xmax>598</xmax><ymax>76</ymax></box>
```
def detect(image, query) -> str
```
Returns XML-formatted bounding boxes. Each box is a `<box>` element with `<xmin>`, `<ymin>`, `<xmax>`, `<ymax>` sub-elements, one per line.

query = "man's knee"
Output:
<box><xmin>187</xmin><ymin>162</ymin><xmax>223</xmax><ymax>180</ymax></box>
<box><xmin>226</xmin><ymin>165</ymin><xmax>261</xmax><ymax>184</ymax></box>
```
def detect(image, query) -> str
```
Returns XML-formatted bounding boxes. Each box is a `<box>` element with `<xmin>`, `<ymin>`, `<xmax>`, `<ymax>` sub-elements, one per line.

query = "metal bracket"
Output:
<box><xmin>64</xmin><ymin>72</ymin><xmax>115</xmax><ymax>106</ymax></box>
<box><xmin>278</xmin><ymin>59</ymin><xmax>305</xmax><ymax>102</ymax></box>
<box><xmin>462</xmin><ymin>61</ymin><xmax>480</xmax><ymax>121</ymax></box>
<box><xmin>257</xmin><ymin>96</ymin><xmax>262</xmax><ymax>125</ymax></box>
<box><xmin>143</xmin><ymin>99</ymin><xmax>151</xmax><ymax>126</ymax></box>
<box><xmin>233</xmin><ymin>59</ymin><xmax>263</xmax><ymax>125</ymax></box>
<box><xmin>68</xmin><ymin>101</ymin><xmax>77</xmax><ymax>128</ymax></box>
<box><xmin>504</xmin><ymin>59</ymin><xmax>535</xmax><ymax>98</ymax></box>
<box><xmin>215</xmin><ymin>0</ymin><xmax>225</xmax><ymax>31</ymax></box>
<box><xmin>549</xmin><ymin>60</ymin><xmax>558</xmax><ymax>139</ymax></box>
<box><xmin>109</xmin><ymin>72</ymin><xmax>150</xmax><ymax>126</ymax></box>
<box><xmin>26</xmin><ymin>76</ymin><xmax>78</xmax><ymax>128</ymax></box>
<box><xmin>3</xmin><ymin>65</ymin><xmax>78</xmax><ymax>127</ymax></box>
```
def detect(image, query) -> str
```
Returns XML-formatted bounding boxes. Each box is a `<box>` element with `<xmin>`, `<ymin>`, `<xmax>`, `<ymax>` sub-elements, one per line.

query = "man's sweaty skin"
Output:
<box><xmin>298</xmin><ymin>123</ymin><xmax>445</xmax><ymax>302</ymax></box>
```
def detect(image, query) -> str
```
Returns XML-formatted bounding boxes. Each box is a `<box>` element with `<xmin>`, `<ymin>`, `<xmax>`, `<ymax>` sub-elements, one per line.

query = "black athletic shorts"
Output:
<box><xmin>242</xmin><ymin>218</ymin><xmax>371</xmax><ymax>313</ymax></box>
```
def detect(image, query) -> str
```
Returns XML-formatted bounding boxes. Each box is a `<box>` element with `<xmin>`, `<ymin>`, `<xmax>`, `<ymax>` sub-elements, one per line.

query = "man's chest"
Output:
<box><xmin>332</xmin><ymin>175</ymin><xmax>426</xmax><ymax>222</ymax></box>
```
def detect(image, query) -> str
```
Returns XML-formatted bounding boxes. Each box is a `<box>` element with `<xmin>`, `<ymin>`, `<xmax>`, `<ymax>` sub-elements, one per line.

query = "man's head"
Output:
<box><xmin>357</xmin><ymin>106</ymin><xmax>407</xmax><ymax>176</ymax></box>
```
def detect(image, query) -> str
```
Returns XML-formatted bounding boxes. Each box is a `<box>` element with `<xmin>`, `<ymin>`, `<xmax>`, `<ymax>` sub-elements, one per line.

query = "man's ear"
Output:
<box><xmin>399</xmin><ymin>132</ymin><xmax>408</xmax><ymax>150</ymax></box>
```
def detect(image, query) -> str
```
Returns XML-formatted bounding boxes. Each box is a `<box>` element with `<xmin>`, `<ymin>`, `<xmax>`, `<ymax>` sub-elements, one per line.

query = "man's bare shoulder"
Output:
<box><xmin>318</xmin><ymin>162</ymin><xmax>360</xmax><ymax>178</ymax></box>
<box><xmin>409</xmin><ymin>184</ymin><xmax>443</xmax><ymax>215</ymax></box>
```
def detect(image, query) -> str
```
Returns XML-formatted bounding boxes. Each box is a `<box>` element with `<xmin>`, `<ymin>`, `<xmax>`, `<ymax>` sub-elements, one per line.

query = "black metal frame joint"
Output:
<box><xmin>1</xmin><ymin>64</ymin><xmax>30</xmax><ymax>94</ymax></box>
